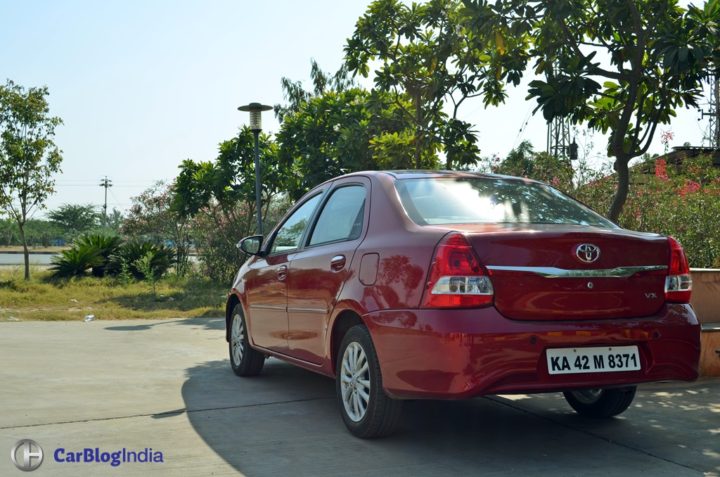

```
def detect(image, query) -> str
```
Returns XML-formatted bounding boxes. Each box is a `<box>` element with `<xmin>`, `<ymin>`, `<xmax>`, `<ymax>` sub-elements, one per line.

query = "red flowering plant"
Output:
<box><xmin>616</xmin><ymin>155</ymin><xmax>720</xmax><ymax>267</ymax></box>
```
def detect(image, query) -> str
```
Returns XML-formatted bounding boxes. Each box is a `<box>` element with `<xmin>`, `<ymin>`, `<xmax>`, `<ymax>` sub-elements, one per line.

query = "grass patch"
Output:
<box><xmin>0</xmin><ymin>268</ymin><xmax>227</xmax><ymax>321</ymax></box>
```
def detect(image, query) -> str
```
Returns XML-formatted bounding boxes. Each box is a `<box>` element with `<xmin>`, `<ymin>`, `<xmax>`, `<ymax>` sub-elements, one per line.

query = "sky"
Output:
<box><xmin>0</xmin><ymin>0</ymin><xmax>715</xmax><ymax>217</ymax></box>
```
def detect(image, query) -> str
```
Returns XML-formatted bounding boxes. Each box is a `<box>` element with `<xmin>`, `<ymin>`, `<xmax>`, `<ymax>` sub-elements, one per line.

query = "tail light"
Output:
<box><xmin>665</xmin><ymin>236</ymin><xmax>692</xmax><ymax>303</ymax></box>
<box><xmin>421</xmin><ymin>233</ymin><xmax>494</xmax><ymax>308</ymax></box>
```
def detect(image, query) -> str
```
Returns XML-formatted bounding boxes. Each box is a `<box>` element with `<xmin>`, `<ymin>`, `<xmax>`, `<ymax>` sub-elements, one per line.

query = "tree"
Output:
<box><xmin>491</xmin><ymin>140</ymin><xmax>576</xmax><ymax>192</ymax></box>
<box><xmin>123</xmin><ymin>182</ymin><xmax>192</xmax><ymax>276</ymax></box>
<box><xmin>173</xmin><ymin>128</ymin><xmax>292</xmax><ymax>282</ymax></box>
<box><xmin>105</xmin><ymin>208</ymin><xmax>124</xmax><ymax>232</ymax></box>
<box><xmin>0</xmin><ymin>80</ymin><xmax>63</xmax><ymax>279</ymax></box>
<box><xmin>276</xmin><ymin>61</ymin><xmax>432</xmax><ymax>198</ymax></box>
<box><xmin>472</xmin><ymin>0</ymin><xmax>720</xmax><ymax>221</ymax></box>
<box><xmin>345</xmin><ymin>0</ymin><xmax>521</xmax><ymax>169</ymax></box>
<box><xmin>277</xmin><ymin>86</ymin><xmax>427</xmax><ymax>199</ymax></box>
<box><xmin>48</xmin><ymin>204</ymin><xmax>100</xmax><ymax>239</ymax></box>
<box><xmin>174</xmin><ymin>128</ymin><xmax>288</xmax><ymax>220</ymax></box>
<box><xmin>274</xmin><ymin>59</ymin><xmax>355</xmax><ymax>123</ymax></box>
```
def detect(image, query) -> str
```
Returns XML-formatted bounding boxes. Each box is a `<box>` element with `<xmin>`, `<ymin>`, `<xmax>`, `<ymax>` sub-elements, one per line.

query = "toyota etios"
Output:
<box><xmin>225</xmin><ymin>171</ymin><xmax>699</xmax><ymax>438</ymax></box>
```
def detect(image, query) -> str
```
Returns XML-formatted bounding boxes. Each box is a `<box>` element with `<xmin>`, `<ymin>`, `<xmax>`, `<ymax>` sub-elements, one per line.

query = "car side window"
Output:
<box><xmin>309</xmin><ymin>185</ymin><xmax>366</xmax><ymax>246</ymax></box>
<box><xmin>270</xmin><ymin>194</ymin><xmax>323</xmax><ymax>254</ymax></box>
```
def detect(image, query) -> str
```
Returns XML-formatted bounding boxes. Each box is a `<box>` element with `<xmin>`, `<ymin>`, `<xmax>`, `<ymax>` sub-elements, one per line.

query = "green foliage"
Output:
<box><xmin>188</xmin><ymin>195</ymin><xmax>291</xmax><ymax>283</ymax></box>
<box><xmin>493</xmin><ymin>144</ymin><xmax>720</xmax><ymax>267</ymax></box>
<box><xmin>134</xmin><ymin>251</ymin><xmax>158</xmax><ymax>295</ymax></box>
<box><xmin>345</xmin><ymin>0</ymin><xmax>506</xmax><ymax>169</ymax></box>
<box><xmin>277</xmin><ymin>86</ymin><xmax>436</xmax><ymax>199</ymax></box>
<box><xmin>110</xmin><ymin>241</ymin><xmax>173</xmax><ymax>280</ymax></box>
<box><xmin>173</xmin><ymin>128</ymin><xmax>287</xmax><ymax>218</ymax></box>
<box><xmin>173</xmin><ymin>128</ymin><xmax>293</xmax><ymax>283</ymax></box>
<box><xmin>47</xmin><ymin>204</ymin><xmax>100</xmax><ymax>240</ymax></box>
<box><xmin>50</xmin><ymin>234</ymin><xmax>173</xmax><ymax>280</ymax></box>
<box><xmin>493</xmin><ymin>141</ymin><xmax>574</xmax><ymax>190</ymax></box>
<box><xmin>74</xmin><ymin>233</ymin><xmax>122</xmax><ymax>277</ymax></box>
<box><xmin>274</xmin><ymin>59</ymin><xmax>355</xmax><ymax>123</ymax></box>
<box><xmin>0</xmin><ymin>79</ymin><xmax>63</xmax><ymax>279</ymax></box>
<box><xmin>117</xmin><ymin>256</ymin><xmax>133</xmax><ymax>285</ymax></box>
<box><xmin>123</xmin><ymin>182</ymin><xmax>191</xmax><ymax>276</ymax></box>
<box><xmin>0</xmin><ymin>218</ymin><xmax>63</xmax><ymax>247</ymax></box>
<box><xmin>575</xmin><ymin>156</ymin><xmax>720</xmax><ymax>268</ymax></box>
<box><xmin>466</xmin><ymin>0</ymin><xmax>719</xmax><ymax>220</ymax></box>
<box><xmin>50</xmin><ymin>246</ymin><xmax>103</xmax><ymax>278</ymax></box>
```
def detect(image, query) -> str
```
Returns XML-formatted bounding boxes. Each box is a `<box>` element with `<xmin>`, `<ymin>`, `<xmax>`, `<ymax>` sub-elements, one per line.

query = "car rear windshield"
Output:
<box><xmin>395</xmin><ymin>177</ymin><xmax>615</xmax><ymax>228</ymax></box>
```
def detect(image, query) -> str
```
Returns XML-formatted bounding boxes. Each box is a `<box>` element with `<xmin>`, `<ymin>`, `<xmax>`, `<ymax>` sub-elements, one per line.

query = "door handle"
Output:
<box><xmin>330</xmin><ymin>255</ymin><xmax>346</xmax><ymax>271</ymax></box>
<box><xmin>277</xmin><ymin>265</ymin><xmax>288</xmax><ymax>281</ymax></box>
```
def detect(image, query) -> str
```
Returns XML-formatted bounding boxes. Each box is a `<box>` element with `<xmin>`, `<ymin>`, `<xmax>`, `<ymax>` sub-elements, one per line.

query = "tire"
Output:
<box><xmin>563</xmin><ymin>386</ymin><xmax>637</xmax><ymax>418</ymax></box>
<box><xmin>229</xmin><ymin>304</ymin><xmax>265</xmax><ymax>377</ymax></box>
<box><xmin>336</xmin><ymin>325</ymin><xmax>403</xmax><ymax>438</ymax></box>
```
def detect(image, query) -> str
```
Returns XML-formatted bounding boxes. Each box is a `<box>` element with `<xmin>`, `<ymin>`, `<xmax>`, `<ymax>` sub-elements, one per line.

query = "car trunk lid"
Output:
<box><xmin>459</xmin><ymin>225</ymin><xmax>669</xmax><ymax>320</ymax></box>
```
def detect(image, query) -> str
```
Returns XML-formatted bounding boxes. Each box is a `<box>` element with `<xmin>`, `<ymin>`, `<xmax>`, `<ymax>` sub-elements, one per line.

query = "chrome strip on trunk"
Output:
<box><xmin>486</xmin><ymin>265</ymin><xmax>667</xmax><ymax>278</ymax></box>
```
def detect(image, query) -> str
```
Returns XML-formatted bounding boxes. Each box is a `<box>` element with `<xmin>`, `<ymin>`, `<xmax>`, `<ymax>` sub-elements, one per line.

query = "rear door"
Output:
<box><xmin>286</xmin><ymin>178</ymin><xmax>370</xmax><ymax>364</ymax></box>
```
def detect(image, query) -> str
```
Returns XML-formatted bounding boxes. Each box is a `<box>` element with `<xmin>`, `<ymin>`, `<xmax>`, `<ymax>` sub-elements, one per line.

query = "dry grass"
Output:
<box><xmin>0</xmin><ymin>268</ymin><xmax>227</xmax><ymax>321</ymax></box>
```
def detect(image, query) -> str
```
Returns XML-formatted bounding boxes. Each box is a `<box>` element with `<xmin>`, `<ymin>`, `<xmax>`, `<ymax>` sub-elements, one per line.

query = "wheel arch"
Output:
<box><xmin>329</xmin><ymin>308</ymin><xmax>366</xmax><ymax>375</ymax></box>
<box><xmin>225</xmin><ymin>292</ymin><xmax>241</xmax><ymax>342</ymax></box>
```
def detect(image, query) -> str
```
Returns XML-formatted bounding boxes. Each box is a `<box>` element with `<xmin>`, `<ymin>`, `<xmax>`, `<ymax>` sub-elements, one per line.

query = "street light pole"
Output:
<box><xmin>252</xmin><ymin>129</ymin><xmax>262</xmax><ymax>235</ymax></box>
<box><xmin>238</xmin><ymin>102</ymin><xmax>272</xmax><ymax>236</ymax></box>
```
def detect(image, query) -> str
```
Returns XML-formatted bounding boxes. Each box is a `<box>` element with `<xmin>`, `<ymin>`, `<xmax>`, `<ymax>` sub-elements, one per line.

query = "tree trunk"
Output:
<box><xmin>17</xmin><ymin>222</ymin><xmax>30</xmax><ymax>280</ymax></box>
<box><xmin>608</xmin><ymin>157</ymin><xmax>630</xmax><ymax>223</ymax></box>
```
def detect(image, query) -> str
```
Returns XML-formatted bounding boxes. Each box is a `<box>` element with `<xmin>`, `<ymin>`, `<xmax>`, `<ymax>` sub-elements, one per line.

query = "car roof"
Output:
<box><xmin>329</xmin><ymin>170</ymin><xmax>535</xmax><ymax>182</ymax></box>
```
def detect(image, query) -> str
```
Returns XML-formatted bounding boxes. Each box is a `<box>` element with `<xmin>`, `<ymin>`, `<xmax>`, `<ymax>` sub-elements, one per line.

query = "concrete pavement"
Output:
<box><xmin>0</xmin><ymin>318</ymin><xmax>718</xmax><ymax>476</ymax></box>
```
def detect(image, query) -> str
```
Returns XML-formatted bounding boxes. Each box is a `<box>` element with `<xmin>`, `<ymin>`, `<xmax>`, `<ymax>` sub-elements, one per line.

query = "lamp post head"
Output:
<box><xmin>238</xmin><ymin>102</ymin><xmax>273</xmax><ymax>132</ymax></box>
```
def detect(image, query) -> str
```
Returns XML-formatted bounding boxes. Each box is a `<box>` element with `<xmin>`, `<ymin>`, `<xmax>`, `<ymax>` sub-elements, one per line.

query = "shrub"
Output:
<box><xmin>109</xmin><ymin>241</ymin><xmax>173</xmax><ymax>280</ymax></box>
<box><xmin>50</xmin><ymin>247</ymin><xmax>103</xmax><ymax>278</ymax></box>
<box><xmin>134</xmin><ymin>251</ymin><xmax>158</xmax><ymax>295</ymax></box>
<box><xmin>576</xmin><ymin>156</ymin><xmax>720</xmax><ymax>268</ymax></box>
<box><xmin>74</xmin><ymin>234</ymin><xmax>122</xmax><ymax>277</ymax></box>
<box><xmin>189</xmin><ymin>195</ymin><xmax>292</xmax><ymax>283</ymax></box>
<box><xmin>50</xmin><ymin>234</ymin><xmax>174</xmax><ymax>281</ymax></box>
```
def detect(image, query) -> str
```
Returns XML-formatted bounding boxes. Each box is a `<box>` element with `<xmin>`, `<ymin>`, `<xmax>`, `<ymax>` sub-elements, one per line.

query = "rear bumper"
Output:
<box><xmin>364</xmin><ymin>304</ymin><xmax>700</xmax><ymax>399</ymax></box>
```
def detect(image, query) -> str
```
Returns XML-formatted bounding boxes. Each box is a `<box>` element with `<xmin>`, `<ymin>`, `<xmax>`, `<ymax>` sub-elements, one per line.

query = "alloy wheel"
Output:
<box><xmin>231</xmin><ymin>313</ymin><xmax>244</xmax><ymax>365</ymax></box>
<box><xmin>570</xmin><ymin>388</ymin><xmax>603</xmax><ymax>404</ymax></box>
<box><xmin>340</xmin><ymin>342</ymin><xmax>371</xmax><ymax>422</ymax></box>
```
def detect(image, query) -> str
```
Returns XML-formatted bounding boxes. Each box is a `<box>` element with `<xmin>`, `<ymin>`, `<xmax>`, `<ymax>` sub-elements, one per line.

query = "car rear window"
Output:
<box><xmin>395</xmin><ymin>177</ymin><xmax>615</xmax><ymax>228</ymax></box>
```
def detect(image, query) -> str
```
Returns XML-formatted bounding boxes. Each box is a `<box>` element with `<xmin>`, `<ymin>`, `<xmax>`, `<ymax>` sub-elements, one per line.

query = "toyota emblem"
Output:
<box><xmin>576</xmin><ymin>243</ymin><xmax>600</xmax><ymax>263</ymax></box>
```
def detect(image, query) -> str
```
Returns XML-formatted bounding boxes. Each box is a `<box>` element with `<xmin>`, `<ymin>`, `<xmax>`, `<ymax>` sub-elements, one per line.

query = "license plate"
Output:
<box><xmin>546</xmin><ymin>346</ymin><xmax>641</xmax><ymax>375</ymax></box>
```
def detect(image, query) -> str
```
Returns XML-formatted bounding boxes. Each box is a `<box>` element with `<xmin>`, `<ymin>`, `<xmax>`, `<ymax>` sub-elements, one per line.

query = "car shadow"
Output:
<box><xmin>181</xmin><ymin>359</ymin><xmax>720</xmax><ymax>476</ymax></box>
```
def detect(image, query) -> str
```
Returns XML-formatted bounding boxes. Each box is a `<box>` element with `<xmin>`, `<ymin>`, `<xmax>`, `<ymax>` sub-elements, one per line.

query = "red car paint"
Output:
<box><xmin>226</xmin><ymin>171</ymin><xmax>700</xmax><ymax>398</ymax></box>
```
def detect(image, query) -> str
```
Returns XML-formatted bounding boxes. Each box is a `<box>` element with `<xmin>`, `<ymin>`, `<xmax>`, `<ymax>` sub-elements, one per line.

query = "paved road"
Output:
<box><xmin>0</xmin><ymin>319</ymin><xmax>718</xmax><ymax>476</ymax></box>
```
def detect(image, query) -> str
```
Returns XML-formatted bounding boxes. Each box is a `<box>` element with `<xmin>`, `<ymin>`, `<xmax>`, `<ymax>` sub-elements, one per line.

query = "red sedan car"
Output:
<box><xmin>226</xmin><ymin>171</ymin><xmax>699</xmax><ymax>438</ymax></box>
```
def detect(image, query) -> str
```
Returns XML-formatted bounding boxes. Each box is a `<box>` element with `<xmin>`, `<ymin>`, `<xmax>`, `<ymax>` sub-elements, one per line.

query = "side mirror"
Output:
<box><xmin>237</xmin><ymin>235</ymin><xmax>264</xmax><ymax>256</ymax></box>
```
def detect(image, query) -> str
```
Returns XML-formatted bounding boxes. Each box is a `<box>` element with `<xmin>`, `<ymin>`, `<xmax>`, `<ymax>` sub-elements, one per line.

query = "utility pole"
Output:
<box><xmin>699</xmin><ymin>74</ymin><xmax>719</xmax><ymax>149</ymax></box>
<box><xmin>547</xmin><ymin>114</ymin><xmax>572</xmax><ymax>159</ymax></box>
<box><xmin>99</xmin><ymin>176</ymin><xmax>112</xmax><ymax>226</ymax></box>
<box><xmin>546</xmin><ymin>63</ymin><xmax>578</xmax><ymax>161</ymax></box>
